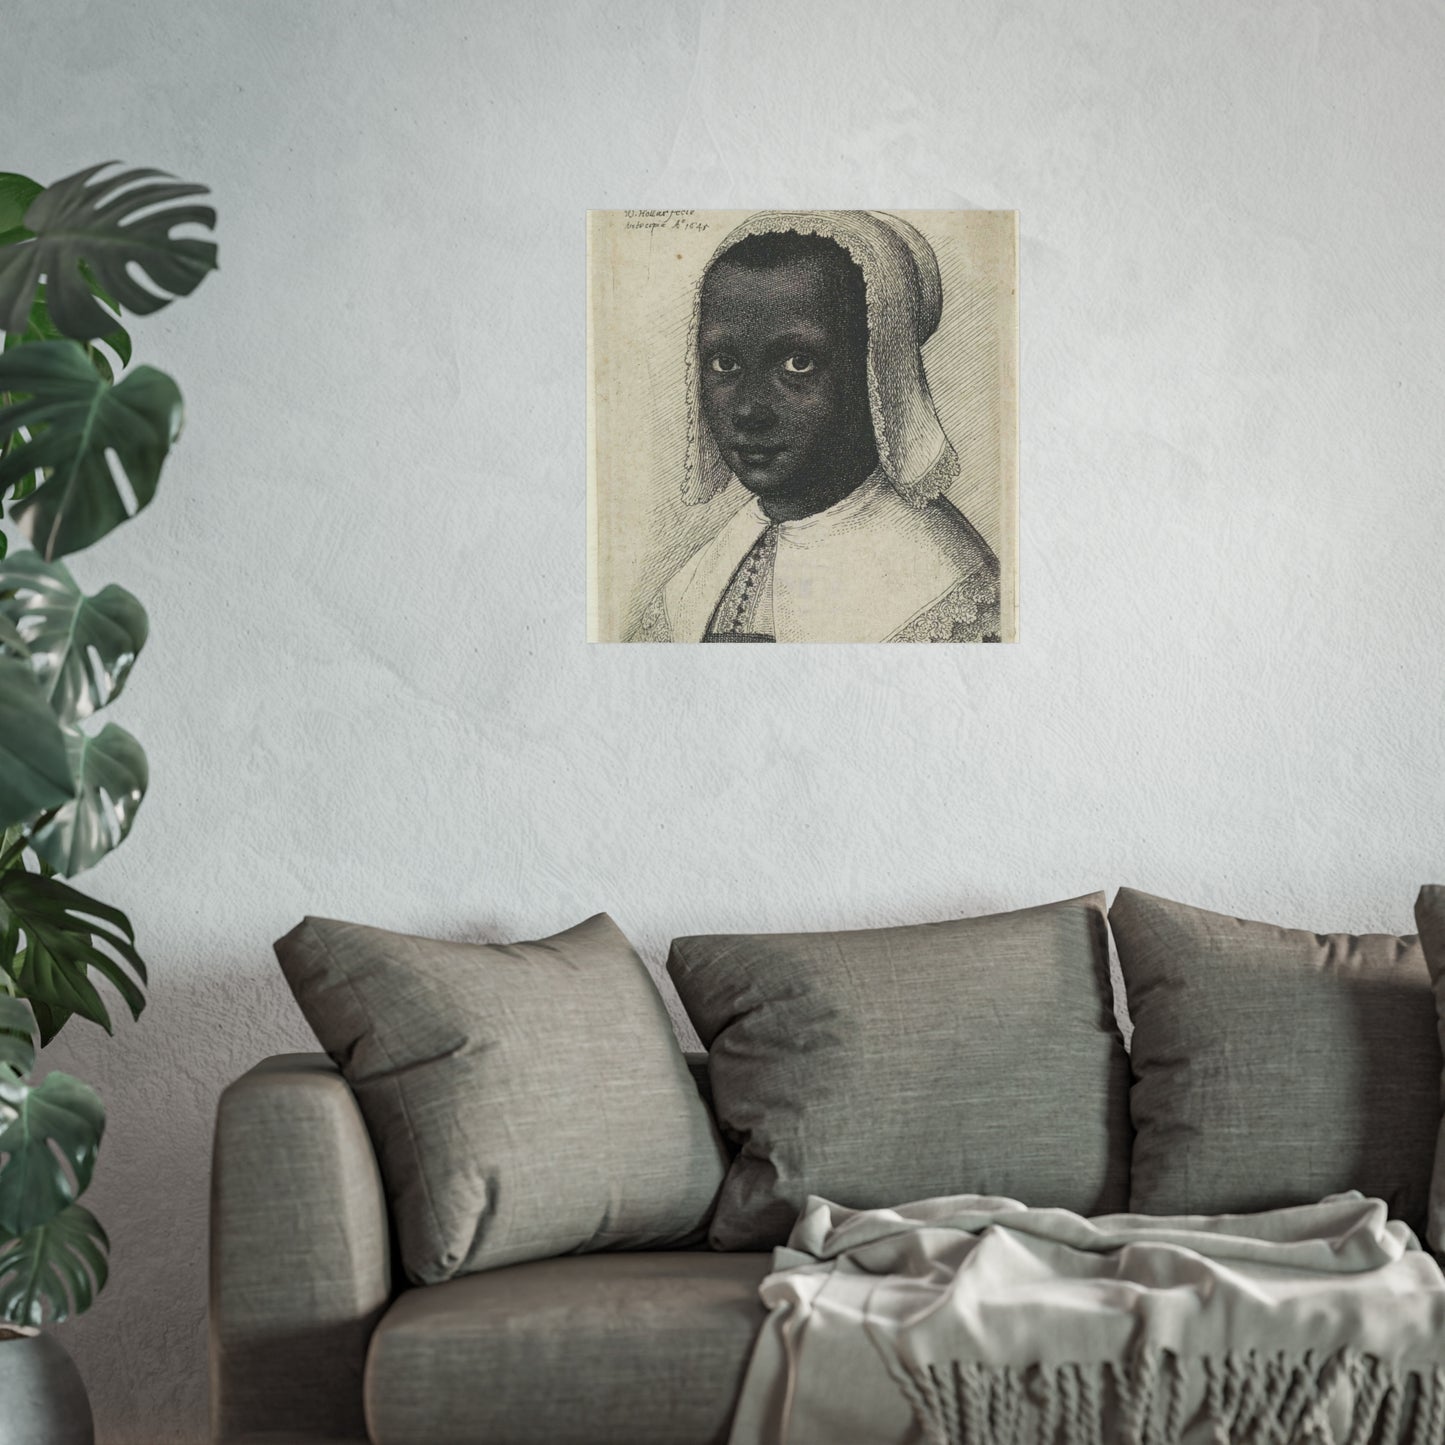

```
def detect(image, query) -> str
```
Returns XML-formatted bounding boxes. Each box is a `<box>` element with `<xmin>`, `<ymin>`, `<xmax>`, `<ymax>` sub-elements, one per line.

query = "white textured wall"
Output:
<box><xmin>12</xmin><ymin>1</ymin><xmax>1445</xmax><ymax>1439</ymax></box>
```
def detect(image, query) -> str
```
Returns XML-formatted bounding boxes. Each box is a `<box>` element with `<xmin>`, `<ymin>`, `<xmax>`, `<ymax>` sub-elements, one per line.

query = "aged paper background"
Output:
<box><xmin>587</xmin><ymin>209</ymin><xmax>1018</xmax><ymax>643</ymax></box>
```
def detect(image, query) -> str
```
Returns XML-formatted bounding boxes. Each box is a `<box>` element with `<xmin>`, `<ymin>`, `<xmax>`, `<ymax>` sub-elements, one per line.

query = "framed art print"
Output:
<box><xmin>587</xmin><ymin>209</ymin><xmax>1018</xmax><ymax>644</ymax></box>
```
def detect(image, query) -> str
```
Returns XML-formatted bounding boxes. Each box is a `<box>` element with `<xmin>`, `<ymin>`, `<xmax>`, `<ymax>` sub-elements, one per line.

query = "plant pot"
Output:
<box><xmin>0</xmin><ymin>1330</ymin><xmax>94</xmax><ymax>1445</ymax></box>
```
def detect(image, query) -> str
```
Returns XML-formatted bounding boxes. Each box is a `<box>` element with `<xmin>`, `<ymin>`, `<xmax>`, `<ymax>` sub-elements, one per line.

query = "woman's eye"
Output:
<box><xmin>710</xmin><ymin>355</ymin><xmax>740</xmax><ymax>374</ymax></box>
<box><xmin>782</xmin><ymin>354</ymin><xmax>815</xmax><ymax>375</ymax></box>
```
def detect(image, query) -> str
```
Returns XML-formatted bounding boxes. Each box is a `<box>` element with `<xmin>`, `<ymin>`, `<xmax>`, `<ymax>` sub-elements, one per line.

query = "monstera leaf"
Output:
<box><xmin>0</xmin><ymin>997</ymin><xmax>34</xmax><ymax>1082</ymax></box>
<box><xmin>0</xmin><ymin>553</ymin><xmax>148</xmax><ymax>722</ymax></box>
<box><xmin>0</xmin><ymin>1202</ymin><xmax>108</xmax><ymax>1326</ymax></box>
<box><xmin>0</xmin><ymin>173</ymin><xmax>132</xmax><ymax>368</ymax></box>
<box><xmin>0</xmin><ymin>341</ymin><xmax>182</xmax><ymax>559</ymax></box>
<box><xmin>28</xmin><ymin>724</ymin><xmax>147</xmax><ymax>876</ymax></box>
<box><xmin>0</xmin><ymin>174</ymin><xmax>134</xmax><ymax>405</ymax></box>
<box><xmin>0</xmin><ymin>871</ymin><xmax>146</xmax><ymax>1042</ymax></box>
<box><xmin>0</xmin><ymin>178</ymin><xmax>135</xmax><ymax>500</ymax></box>
<box><xmin>0</xmin><ymin>1068</ymin><xmax>104</xmax><ymax>1236</ymax></box>
<box><xmin>0</xmin><ymin>163</ymin><xmax>216</xmax><ymax>341</ymax></box>
<box><xmin>0</xmin><ymin>174</ymin><xmax>41</xmax><ymax>245</ymax></box>
<box><xmin>2</xmin><ymin>284</ymin><xmax>131</xmax><ymax>381</ymax></box>
<box><xmin>0</xmin><ymin>656</ymin><xmax>74</xmax><ymax>831</ymax></box>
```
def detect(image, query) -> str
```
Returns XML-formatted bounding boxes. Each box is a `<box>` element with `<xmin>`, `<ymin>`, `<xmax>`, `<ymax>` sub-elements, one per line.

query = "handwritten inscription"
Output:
<box><xmin>625</xmin><ymin>208</ymin><xmax>707</xmax><ymax>233</ymax></box>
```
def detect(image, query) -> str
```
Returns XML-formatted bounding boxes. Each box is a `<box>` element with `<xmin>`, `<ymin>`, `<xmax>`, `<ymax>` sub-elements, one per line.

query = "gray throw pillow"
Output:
<box><xmin>1112</xmin><ymin>888</ymin><xmax>1438</xmax><ymax>1237</ymax></box>
<box><xmin>1412</xmin><ymin>886</ymin><xmax>1445</xmax><ymax>1252</ymax></box>
<box><xmin>275</xmin><ymin>912</ymin><xmax>728</xmax><ymax>1284</ymax></box>
<box><xmin>667</xmin><ymin>894</ymin><xmax>1130</xmax><ymax>1250</ymax></box>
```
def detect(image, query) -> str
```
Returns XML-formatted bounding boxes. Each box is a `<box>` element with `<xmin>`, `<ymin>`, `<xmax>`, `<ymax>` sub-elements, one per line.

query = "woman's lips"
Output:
<box><xmin>734</xmin><ymin>444</ymin><xmax>784</xmax><ymax>466</ymax></box>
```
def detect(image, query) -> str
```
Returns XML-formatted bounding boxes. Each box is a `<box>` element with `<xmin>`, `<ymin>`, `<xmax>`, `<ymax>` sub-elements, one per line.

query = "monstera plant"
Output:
<box><xmin>0</xmin><ymin>159</ymin><xmax>216</xmax><ymax>1381</ymax></box>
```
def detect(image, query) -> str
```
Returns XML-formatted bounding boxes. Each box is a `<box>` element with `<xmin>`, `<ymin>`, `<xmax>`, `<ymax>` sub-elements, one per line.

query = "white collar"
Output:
<box><xmin>741</xmin><ymin>469</ymin><xmax>890</xmax><ymax>545</ymax></box>
<box><xmin>662</xmin><ymin>468</ymin><xmax>992</xmax><ymax>643</ymax></box>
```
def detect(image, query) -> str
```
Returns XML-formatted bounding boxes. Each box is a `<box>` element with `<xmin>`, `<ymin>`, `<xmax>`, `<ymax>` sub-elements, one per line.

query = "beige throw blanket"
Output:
<box><xmin>726</xmin><ymin>1193</ymin><xmax>1445</xmax><ymax>1445</ymax></box>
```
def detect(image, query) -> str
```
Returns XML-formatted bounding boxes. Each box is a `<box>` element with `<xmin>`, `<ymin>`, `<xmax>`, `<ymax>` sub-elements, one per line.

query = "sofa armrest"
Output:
<box><xmin>210</xmin><ymin>1052</ymin><xmax>391</xmax><ymax>1445</ymax></box>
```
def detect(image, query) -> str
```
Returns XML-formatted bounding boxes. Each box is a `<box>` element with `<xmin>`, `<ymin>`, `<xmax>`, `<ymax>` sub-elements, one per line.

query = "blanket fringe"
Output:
<box><xmin>896</xmin><ymin>1350</ymin><xmax>1445</xmax><ymax>1445</ymax></box>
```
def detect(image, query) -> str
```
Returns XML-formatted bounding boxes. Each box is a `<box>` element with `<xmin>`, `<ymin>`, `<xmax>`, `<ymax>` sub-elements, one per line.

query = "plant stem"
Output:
<box><xmin>0</xmin><ymin>814</ymin><xmax>53</xmax><ymax>874</ymax></box>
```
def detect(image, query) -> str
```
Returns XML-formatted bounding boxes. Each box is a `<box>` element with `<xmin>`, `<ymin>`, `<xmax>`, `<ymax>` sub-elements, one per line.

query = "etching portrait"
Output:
<box><xmin>587</xmin><ymin>209</ymin><xmax>1017</xmax><ymax>643</ymax></box>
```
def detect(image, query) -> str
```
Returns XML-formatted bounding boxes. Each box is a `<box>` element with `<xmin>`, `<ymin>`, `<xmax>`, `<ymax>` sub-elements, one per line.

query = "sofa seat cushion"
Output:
<box><xmin>364</xmin><ymin>1250</ymin><xmax>773</xmax><ymax>1445</ymax></box>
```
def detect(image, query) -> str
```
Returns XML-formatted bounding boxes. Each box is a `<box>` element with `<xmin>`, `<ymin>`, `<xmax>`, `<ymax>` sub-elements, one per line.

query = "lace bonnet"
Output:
<box><xmin>683</xmin><ymin>209</ymin><xmax>959</xmax><ymax>508</ymax></box>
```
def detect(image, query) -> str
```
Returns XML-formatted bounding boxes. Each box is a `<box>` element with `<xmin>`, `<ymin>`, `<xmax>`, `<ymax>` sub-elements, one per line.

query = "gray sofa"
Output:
<box><xmin>210</xmin><ymin>888</ymin><xmax>1445</xmax><ymax>1444</ymax></box>
<box><xmin>209</xmin><ymin>1052</ymin><xmax>763</xmax><ymax>1445</ymax></box>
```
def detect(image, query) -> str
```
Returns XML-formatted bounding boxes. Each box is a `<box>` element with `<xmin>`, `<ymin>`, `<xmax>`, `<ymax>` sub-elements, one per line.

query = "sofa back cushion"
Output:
<box><xmin>667</xmin><ymin>893</ymin><xmax>1131</xmax><ymax>1250</ymax></box>
<box><xmin>1411</xmin><ymin>885</ymin><xmax>1445</xmax><ymax>1252</ymax></box>
<box><xmin>1112</xmin><ymin>888</ymin><xmax>1438</xmax><ymax>1236</ymax></box>
<box><xmin>275</xmin><ymin>912</ymin><xmax>728</xmax><ymax>1284</ymax></box>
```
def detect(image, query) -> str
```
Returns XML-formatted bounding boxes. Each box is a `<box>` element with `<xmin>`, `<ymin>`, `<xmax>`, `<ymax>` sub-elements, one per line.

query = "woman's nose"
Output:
<box><xmin>732</xmin><ymin>377</ymin><xmax>776</xmax><ymax>432</ymax></box>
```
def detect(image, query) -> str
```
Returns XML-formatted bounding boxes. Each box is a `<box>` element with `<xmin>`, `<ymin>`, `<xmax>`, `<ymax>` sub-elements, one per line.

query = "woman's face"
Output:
<box><xmin>698</xmin><ymin>254</ymin><xmax>875</xmax><ymax>510</ymax></box>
